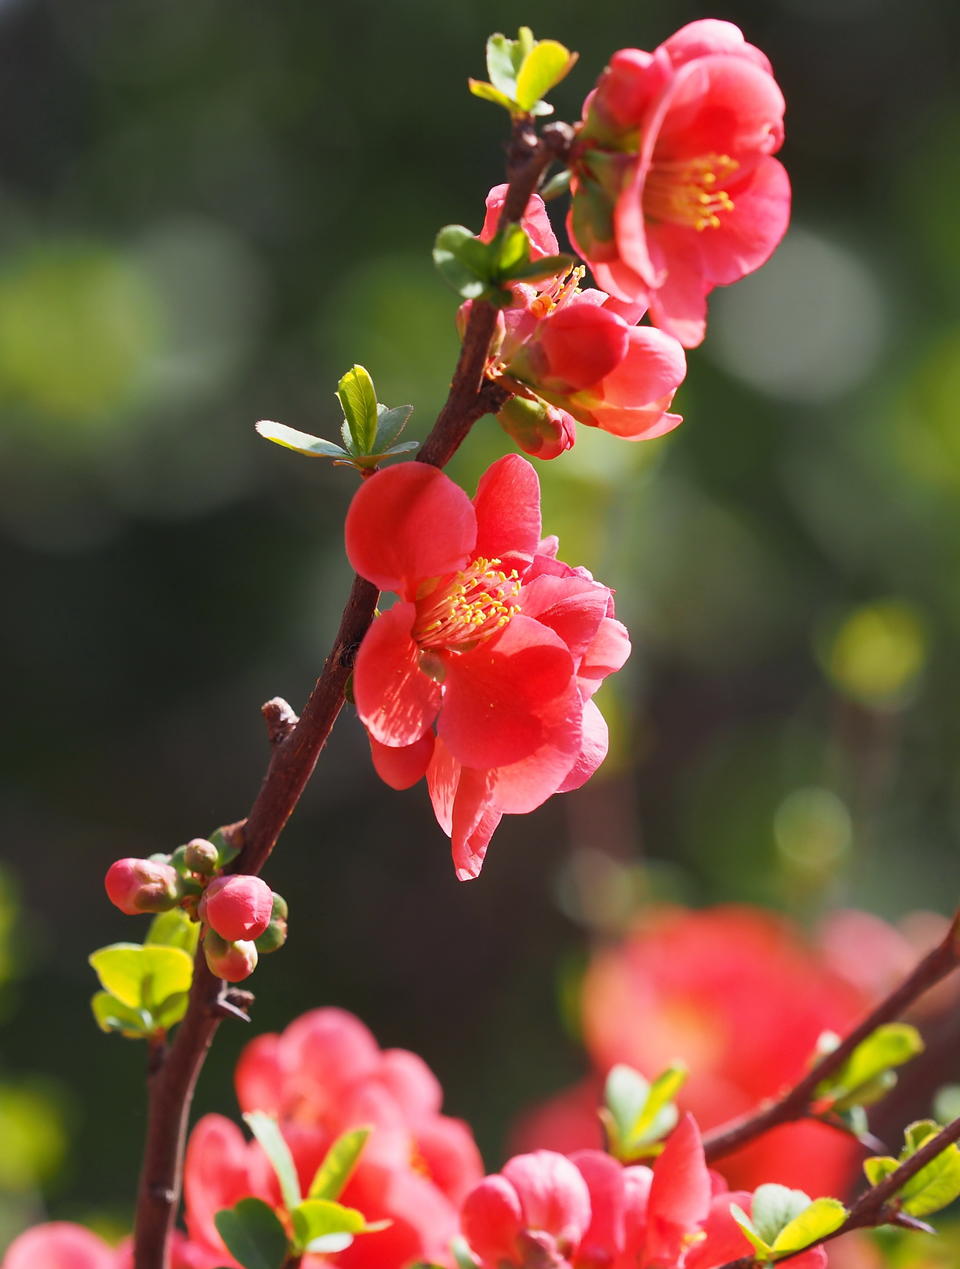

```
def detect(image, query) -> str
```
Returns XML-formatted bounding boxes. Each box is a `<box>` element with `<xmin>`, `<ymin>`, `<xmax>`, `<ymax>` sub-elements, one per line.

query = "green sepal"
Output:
<box><xmin>815</xmin><ymin>1023</ymin><xmax>924</xmax><ymax>1112</ymax></box>
<box><xmin>290</xmin><ymin>1198</ymin><xmax>389</xmax><ymax>1255</ymax></box>
<box><xmin>145</xmin><ymin>907</ymin><xmax>200</xmax><ymax>956</ymax></box>
<box><xmin>505</xmin><ymin>253</ymin><xmax>576</xmax><ymax>283</ymax></box>
<box><xmin>214</xmin><ymin>1198</ymin><xmax>289</xmax><ymax>1269</ymax></box>
<box><xmin>600</xmin><ymin>1063</ymin><xmax>686</xmax><ymax>1162</ymax></box>
<box><xmin>243</xmin><ymin>1111</ymin><xmax>301</xmax><ymax>1213</ymax></box>
<box><xmin>308</xmin><ymin>1125</ymin><xmax>372</xmax><ymax>1201</ymax></box>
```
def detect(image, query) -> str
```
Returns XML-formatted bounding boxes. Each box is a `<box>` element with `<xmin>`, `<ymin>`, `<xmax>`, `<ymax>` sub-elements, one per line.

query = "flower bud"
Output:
<box><xmin>255</xmin><ymin>893</ymin><xmax>288</xmax><ymax>954</ymax></box>
<box><xmin>203</xmin><ymin>930</ymin><xmax>258</xmax><ymax>982</ymax></box>
<box><xmin>105</xmin><ymin>857</ymin><xmax>180</xmax><ymax>916</ymax></box>
<box><xmin>183</xmin><ymin>838</ymin><xmax>220</xmax><ymax>876</ymax></box>
<box><xmin>497</xmin><ymin>395</ymin><xmax>575</xmax><ymax>460</ymax></box>
<box><xmin>198</xmin><ymin>875</ymin><xmax>273</xmax><ymax>942</ymax></box>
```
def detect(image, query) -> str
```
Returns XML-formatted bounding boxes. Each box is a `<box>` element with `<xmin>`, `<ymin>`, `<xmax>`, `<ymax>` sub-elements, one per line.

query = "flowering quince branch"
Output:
<box><xmin>702</xmin><ymin>910</ymin><xmax>960</xmax><ymax>1164</ymax></box>
<box><xmin>127</xmin><ymin>75</ymin><xmax>577</xmax><ymax>1269</ymax></box>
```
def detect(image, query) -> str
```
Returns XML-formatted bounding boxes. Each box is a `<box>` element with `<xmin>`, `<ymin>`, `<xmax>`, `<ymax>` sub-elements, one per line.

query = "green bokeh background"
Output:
<box><xmin>2</xmin><ymin>0</ymin><xmax>960</xmax><ymax>1251</ymax></box>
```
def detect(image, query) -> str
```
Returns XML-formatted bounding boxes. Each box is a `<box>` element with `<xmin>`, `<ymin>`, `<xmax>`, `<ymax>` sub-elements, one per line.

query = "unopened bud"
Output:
<box><xmin>204</xmin><ymin>929</ymin><xmax>258</xmax><ymax>982</ymax></box>
<box><xmin>105</xmin><ymin>857</ymin><xmax>180</xmax><ymax>916</ymax></box>
<box><xmin>497</xmin><ymin>395</ymin><xmax>576</xmax><ymax>460</ymax></box>
<box><xmin>198</xmin><ymin>875</ymin><xmax>273</xmax><ymax>942</ymax></box>
<box><xmin>184</xmin><ymin>838</ymin><xmax>220</xmax><ymax>876</ymax></box>
<box><xmin>256</xmin><ymin>894</ymin><xmax>289</xmax><ymax>954</ymax></box>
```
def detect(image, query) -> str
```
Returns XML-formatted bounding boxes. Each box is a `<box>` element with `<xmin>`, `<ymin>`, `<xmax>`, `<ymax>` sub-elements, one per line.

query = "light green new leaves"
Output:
<box><xmin>815</xmin><ymin>1024</ymin><xmax>924</xmax><ymax>1112</ymax></box>
<box><xmin>292</xmin><ymin>1199</ymin><xmax>389</xmax><ymax>1255</ymax></box>
<box><xmin>244</xmin><ymin>1112</ymin><xmax>301</xmax><ymax>1213</ymax></box>
<box><xmin>863</xmin><ymin>1120</ymin><xmax>960</xmax><ymax>1218</ymax></box>
<box><xmin>145</xmin><ymin>907</ymin><xmax>200</xmax><ymax>955</ymax></box>
<box><xmin>469</xmin><ymin>28</ymin><xmax>577</xmax><ymax>117</ymax></box>
<box><xmin>433</xmin><ymin>222</ymin><xmax>573</xmax><ymax>306</ymax></box>
<box><xmin>89</xmin><ymin>942</ymin><xmax>193</xmax><ymax>1039</ymax></box>
<box><xmin>600</xmin><ymin>1063</ymin><xmax>686</xmax><ymax>1162</ymax></box>
<box><xmin>257</xmin><ymin>365</ymin><xmax>417</xmax><ymax>473</ymax></box>
<box><xmin>730</xmin><ymin>1186</ymin><xmax>847</xmax><ymax>1261</ymax></box>
<box><xmin>308</xmin><ymin>1126</ymin><xmax>371</xmax><ymax>1200</ymax></box>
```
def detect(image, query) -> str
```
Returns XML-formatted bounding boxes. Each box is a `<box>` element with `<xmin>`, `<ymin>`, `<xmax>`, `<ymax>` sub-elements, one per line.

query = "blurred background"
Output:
<box><xmin>2</xmin><ymin>0</ymin><xmax>960</xmax><ymax>1258</ymax></box>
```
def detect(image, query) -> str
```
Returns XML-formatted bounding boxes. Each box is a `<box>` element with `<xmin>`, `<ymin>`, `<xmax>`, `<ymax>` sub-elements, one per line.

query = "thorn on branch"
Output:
<box><xmin>213</xmin><ymin>987</ymin><xmax>254</xmax><ymax>1023</ymax></box>
<box><xmin>262</xmin><ymin>697</ymin><xmax>299</xmax><ymax>745</ymax></box>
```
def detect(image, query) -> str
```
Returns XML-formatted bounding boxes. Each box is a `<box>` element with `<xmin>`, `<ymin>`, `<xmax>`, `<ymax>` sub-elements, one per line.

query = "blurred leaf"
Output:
<box><xmin>308</xmin><ymin>1126</ymin><xmax>371</xmax><ymax>1201</ymax></box>
<box><xmin>515</xmin><ymin>40</ymin><xmax>577</xmax><ymax>112</ymax></box>
<box><xmin>752</xmin><ymin>1185</ymin><xmax>814</xmax><ymax>1247</ymax></box>
<box><xmin>243</xmin><ymin>1112</ymin><xmax>301</xmax><ymax>1212</ymax></box>
<box><xmin>485</xmin><ymin>33</ymin><xmax>520</xmax><ymax>97</ymax></box>
<box><xmin>730</xmin><ymin>1204</ymin><xmax>771</xmax><ymax>1257</ymax></box>
<box><xmin>337</xmin><ymin>365</ymin><xmax>379</xmax><ymax>454</ymax></box>
<box><xmin>864</xmin><ymin>1122</ymin><xmax>960</xmax><ymax>1218</ymax></box>
<box><xmin>433</xmin><ymin>225</ymin><xmax>493</xmax><ymax>300</ymax></box>
<box><xmin>91</xmin><ymin>990</ymin><xmax>149</xmax><ymax>1037</ymax></box>
<box><xmin>771</xmin><ymin>1198</ymin><xmax>847</xmax><ymax>1254</ymax></box>
<box><xmin>145</xmin><ymin>908</ymin><xmax>200</xmax><ymax>956</ymax></box>
<box><xmin>600</xmin><ymin>1063</ymin><xmax>685</xmax><ymax>1162</ymax></box>
<box><xmin>0</xmin><ymin>1081</ymin><xmax>68</xmax><ymax>1192</ymax></box>
<box><xmin>255</xmin><ymin>420</ymin><xmax>347</xmax><ymax>459</ymax></box>
<box><xmin>504</xmin><ymin>254</ymin><xmax>574</xmax><ymax>283</ymax></box>
<box><xmin>815</xmin><ymin>1023</ymin><xmax>923</xmax><ymax>1111</ymax></box>
<box><xmin>291</xmin><ymin>1198</ymin><xmax>387</xmax><ymax>1255</ymax></box>
<box><xmin>214</xmin><ymin>1198</ymin><xmax>288</xmax><ymax>1269</ymax></box>
<box><xmin>467</xmin><ymin>80</ymin><xmax>515</xmax><ymax>111</ymax></box>
<box><xmin>541</xmin><ymin>170</ymin><xmax>572</xmax><ymax>201</ymax></box>
<box><xmin>89</xmin><ymin>943</ymin><xmax>193</xmax><ymax>1014</ymax></box>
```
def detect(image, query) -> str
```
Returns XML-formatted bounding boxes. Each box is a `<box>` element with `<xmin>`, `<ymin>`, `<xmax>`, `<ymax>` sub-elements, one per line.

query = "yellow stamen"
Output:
<box><xmin>413</xmin><ymin>557</ymin><xmax>521</xmax><ymax>651</ymax></box>
<box><xmin>644</xmin><ymin>153</ymin><xmax>739</xmax><ymax>231</ymax></box>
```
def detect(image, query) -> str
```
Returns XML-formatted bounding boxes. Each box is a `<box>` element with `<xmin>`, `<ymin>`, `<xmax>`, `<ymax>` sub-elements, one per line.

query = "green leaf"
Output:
<box><xmin>308</xmin><ymin>1126</ymin><xmax>371</xmax><ymax>1201</ymax></box>
<box><xmin>729</xmin><ymin>1203</ymin><xmax>772</xmax><ymax>1258</ymax></box>
<box><xmin>632</xmin><ymin>1064</ymin><xmax>687</xmax><ymax>1143</ymax></box>
<box><xmin>145</xmin><ymin>908</ymin><xmax>199</xmax><ymax>955</ymax></box>
<box><xmin>816</xmin><ymin>1024</ymin><xmax>924</xmax><ymax>1111</ymax></box>
<box><xmin>378</xmin><ymin>441</ymin><xmax>419</xmax><ymax>457</ymax></box>
<box><xmin>772</xmin><ymin>1198</ymin><xmax>847</xmax><ymax>1255</ymax></box>
<box><xmin>935</xmin><ymin>1085</ymin><xmax>960</xmax><ymax>1124</ymax></box>
<box><xmin>601</xmin><ymin>1063</ymin><xmax>685</xmax><ymax>1161</ymax></box>
<box><xmin>490</xmin><ymin>223</ymin><xmax>529</xmax><ymax>276</ymax></box>
<box><xmin>540</xmin><ymin>170</ymin><xmax>572</xmax><ymax>201</ymax></box>
<box><xmin>751</xmin><ymin>1185</ymin><xmax>812</xmax><ymax>1248</ymax></box>
<box><xmin>243</xmin><ymin>1112</ymin><xmax>301</xmax><ymax>1212</ymax></box>
<box><xmin>433</xmin><ymin>225</ymin><xmax>491</xmax><ymax>299</ymax></box>
<box><xmin>214</xmin><ymin>1198</ymin><xmax>288</xmax><ymax>1269</ymax></box>
<box><xmin>515</xmin><ymin>40</ymin><xmax>577</xmax><ymax>112</ymax></box>
<box><xmin>91</xmin><ymin>990</ymin><xmax>151</xmax><ymax>1037</ymax></box>
<box><xmin>255</xmin><ymin>420</ymin><xmax>347</xmax><ymax>459</ymax></box>
<box><xmin>602</xmin><ymin>1064</ymin><xmax>649</xmax><ymax>1156</ymax></box>
<box><xmin>863</xmin><ymin>1155</ymin><xmax>899</xmax><ymax>1187</ymax></box>
<box><xmin>89</xmin><ymin>944</ymin><xmax>193</xmax><ymax>1013</ymax></box>
<box><xmin>374</xmin><ymin>403</ymin><xmax>414</xmax><ymax>449</ymax></box>
<box><xmin>153</xmin><ymin>991</ymin><xmax>190</xmax><ymax>1030</ymax></box>
<box><xmin>467</xmin><ymin>80</ymin><xmax>515</xmax><ymax>112</ymax></box>
<box><xmin>504</xmin><ymin>253</ymin><xmax>575</xmax><ymax>283</ymax></box>
<box><xmin>485</xmin><ymin>33</ymin><xmax>518</xmax><ymax>97</ymax></box>
<box><xmin>337</xmin><ymin>365</ymin><xmax>379</xmax><ymax>454</ymax></box>
<box><xmin>208</xmin><ymin>827</ymin><xmax>240</xmax><ymax>868</ymax></box>
<box><xmin>904</xmin><ymin>1120</ymin><xmax>939</xmax><ymax>1154</ymax></box>
<box><xmin>290</xmin><ymin>1198</ymin><xmax>386</xmax><ymax>1255</ymax></box>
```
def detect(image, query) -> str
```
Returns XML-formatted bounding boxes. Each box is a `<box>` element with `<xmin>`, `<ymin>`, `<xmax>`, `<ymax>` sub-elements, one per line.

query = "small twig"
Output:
<box><xmin>703</xmin><ymin>912</ymin><xmax>960</xmax><ymax>1163</ymax></box>
<box><xmin>716</xmin><ymin>1113</ymin><xmax>960</xmax><ymax>1268</ymax></box>
<box><xmin>131</xmin><ymin>116</ymin><xmax>561</xmax><ymax>1269</ymax></box>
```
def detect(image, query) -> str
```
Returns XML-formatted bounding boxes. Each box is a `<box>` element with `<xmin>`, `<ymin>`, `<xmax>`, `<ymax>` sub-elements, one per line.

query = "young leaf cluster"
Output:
<box><xmin>469</xmin><ymin>27</ymin><xmax>577</xmax><ymax>117</ymax></box>
<box><xmin>214</xmin><ymin>1116</ymin><xmax>386</xmax><ymax>1269</ymax></box>
<box><xmin>813</xmin><ymin>1023</ymin><xmax>924</xmax><ymax>1142</ymax></box>
<box><xmin>864</xmin><ymin>1120</ymin><xmax>960</xmax><ymax>1219</ymax></box>
<box><xmin>433</xmin><ymin>221</ymin><xmax>572</xmax><ymax>306</ymax></box>
<box><xmin>256</xmin><ymin>365</ymin><xmax>417</xmax><ymax>473</ymax></box>
<box><xmin>89</xmin><ymin>909</ymin><xmax>198</xmax><ymax>1039</ymax></box>
<box><xmin>730</xmin><ymin>1185</ymin><xmax>848</xmax><ymax>1262</ymax></box>
<box><xmin>600</xmin><ymin>1063</ymin><xmax>687</xmax><ymax>1162</ymax></box>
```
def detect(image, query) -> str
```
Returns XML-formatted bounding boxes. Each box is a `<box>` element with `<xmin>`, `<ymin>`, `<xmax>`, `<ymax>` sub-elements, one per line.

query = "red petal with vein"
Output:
<box><xmin>697</xmin><ymin>155</ymin><xmax>791</xmax><ymax>286</ymax></box>
<box><xmin>354</xmin><ymin>603</ymin><xmax>441</xmax><ymax>746</ymax></box>
<box><xmin>473</xmin><ymin>453</ymin><xmax>543</xmax><ymax>571</ymax></box>
<box><xmin>480</xmin><ymin>184</ymin><xmax>560</xmax><ymax>258</ymax></box>
<box><xmin>489</xmin><ymin>679</ymin><xmax>583</xmax><ymax>813</ymax></box>
<box><xmin>345</xmin><ymin>463</ymin><xmax>476</xmax><ymax>596</ymax></box>
<box><xmin>557</xmin><ymin>698</ymin><xmax>609</xmax><ymax>793</ymax></box>
<box><xmin>580</xmin><ymin>617</ymin><xmax>632</xmax><ymax>695</ymax></box>
<box><xmin>439</xmin><ymin>616</ymin><xmax>575</xmax><ymax>769</ymax></box>
<box><xmin>536</xmin><ymin>302</ymin><xmax>629</xmax><ymax>392</ymax></box>
<box><xmin>656</xmin><ymin>56</ymin><xmax>785</xmax><ymax>160</ymax></box>
<box><xmin>646</xmin><ymin>1115</ymin><xmax>711</xmax><ymax>1264</ymax></box>
<box><xmin>519</xmin><ymin>572</ymin><xmax>610</xmax><ymax>662</ymax></box>
<box><xmin>451</xmin><ymin>769</ymin><xmax>501</xmax><ymax>881</ymax></box>
<box><xmin>369</xmin><ymin>732</ymin><xmax>434</xmax><ymax>789</ymax></box>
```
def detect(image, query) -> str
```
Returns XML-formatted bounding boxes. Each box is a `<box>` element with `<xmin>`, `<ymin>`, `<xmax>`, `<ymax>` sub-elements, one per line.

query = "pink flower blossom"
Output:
<box><xmin>2</xmin><ymin>1224</ymin><xmax>120</xmax><ymax>1269</ymax></box>
<box><xmin>568</xmin><ymin>20</ymin><xmax>790</xmax><ymax>347</ymax></box>
<box><xmin>347</xmin><ymin>456</ymin><xmax>628</xmax><ymax>878</ymax></box>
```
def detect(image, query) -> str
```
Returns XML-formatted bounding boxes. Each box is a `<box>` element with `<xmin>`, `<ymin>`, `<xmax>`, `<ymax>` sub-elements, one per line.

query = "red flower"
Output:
<box><xmin>568</xmin><ymin>20</ymin><xmax>790</xmax><ymax>347</ymax></box>
<box><xmin>347</xmin><ymin>457</ymin><xmax>629</xmax><ymax>878</ymax></box>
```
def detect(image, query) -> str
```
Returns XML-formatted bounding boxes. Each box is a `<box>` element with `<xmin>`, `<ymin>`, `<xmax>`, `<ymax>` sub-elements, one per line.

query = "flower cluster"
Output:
<box><xmin>512</xmin><ymin>906</ymin><xmax>893</xmax><ymax>1196</ymax></box>
<box><xmin>567</xmin><ymin>19</ymin><xmax>790</xmax><ymax>347</ymax></box>
<box><xmin>459</xmin><ymin>1116</ymin><xmax>826</xmax><ymax>1269</ymax></box>
<box><xmin>345</xmin><ymin>454</ymin><xmax>629</xmax><ymax>879</ymax></box>
<box><xmin>104</xmin><ymin>840</ymin><xmax>287</xmax><ymax>982</ymax></box>
<box><xmin>471</xmin><ymin>186</ymin><xmax>687</xmax><ymax>458</ymax></box>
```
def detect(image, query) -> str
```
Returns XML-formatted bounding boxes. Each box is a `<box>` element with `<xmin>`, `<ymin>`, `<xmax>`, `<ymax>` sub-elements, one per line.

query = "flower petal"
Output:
<box><xmin>345</xmin><ymin>463</ymin><xmax>476</xmax><ymax>597</ymax></box>
<box><xmin>369</xmin><ymin>733</ymin><xmax>434</xmax><ymax>789</ymax></box>
<box><xmin>473</xmin><ymin>453</ymin><xmax>543</xmax><ymax>570</ymax></box>
<box><xmin>557</xmin><ymin>697</ymin><xmax>609</xmax><ymax>793</ymax></box>
<box><xmin>354</xmin><ymin>603</ymin><xmax>442</xmax><ymax>747</ymax></box>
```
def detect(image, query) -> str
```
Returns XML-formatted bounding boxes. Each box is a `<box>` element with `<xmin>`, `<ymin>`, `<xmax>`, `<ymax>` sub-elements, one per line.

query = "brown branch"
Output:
<box><xmin>132</xmin><ymin>118</ymin><xmax>564</xmax><ymax>1269</ymax></box>
<box><xmin>717</xmin><ymin>1113</ymin><xmax>960</xmax><ymax>1269</ymax></box>
<box><xmin>703</xmin><ymin>911</ymin><xmax>960</xmax><ymax>1164</ymax></box>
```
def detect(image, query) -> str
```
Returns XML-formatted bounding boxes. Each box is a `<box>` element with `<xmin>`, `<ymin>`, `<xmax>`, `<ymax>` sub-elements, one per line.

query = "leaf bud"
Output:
<box><xmin>203</xmin><ymin>929</ymin><xmax>258</xmax><ymax>982</ymax></box>
<box><xmin>105</xmin><ymin>857</ymin><xmax>181</xmax><ymax>916</ymax></box>
<box><xmin>198</xmin><ymin>875</ymin><xmax>273</xmax><ymax>942</ymax></box>
<box><xmin>255</xmin><ymin>893</ymin><xmax>289</xmax><ymax>954</ymax></box>
<box><xmin>183</xmin><ymin>838</ymin><xmax>220</xmax><ymax>876</ymax></box>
